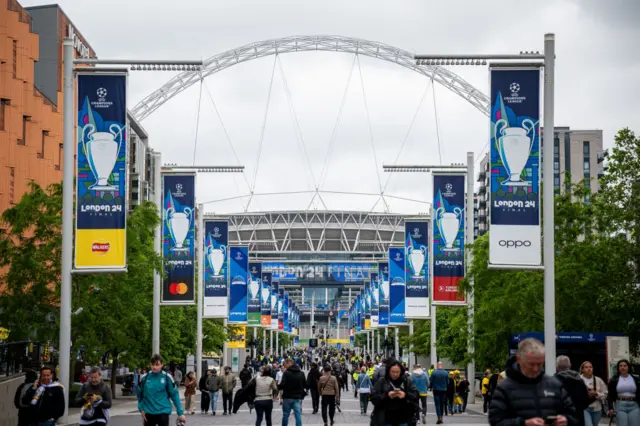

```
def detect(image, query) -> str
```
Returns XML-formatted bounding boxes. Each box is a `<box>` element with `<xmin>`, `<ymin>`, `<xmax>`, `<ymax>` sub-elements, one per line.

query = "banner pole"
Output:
<box><xmin>465</xmin><ymin>152</ymin><xmax>476</xmax><ymax>403</ymax></box>
<box><xmin>543</xmin><ymin>33</ymin><xmax>556</xmax><ymax>374</ymax></box>
<box><xmin>58</xmin><ymin>38</ymin><xmax>75</xmax><ymax>425</ymax></box>
<box><xmin>430</xmin><ymin>205</ymin><xmax>437</xmax><ymax>365</ymax></box>
<box><xmin>152</xmin><ymin>152</ymin><xmax>162</xmax><ymax>355</ymax></box>
<box><xmin>253</xmin><ymin>327</ymin><xmax>257</xmax><ymax>359</ymax></box>
<box><xmin>409</xmin><ymin>321</ymin><xmax>414</xmax><ymax>369</ymax></box>
<box><xmin>394</xmin><ymin>327</ymin><xmax>400</xmax><ymax>360</ymax></box>
<box><xmin>263</xmin><ymin>328</ymin><xmax>266</xmax><ymax>355</ymax></box>
<box><xmin>196</xmin><ymin>203</ymin><xmax>204</xmax><ymax>382</ymax></box>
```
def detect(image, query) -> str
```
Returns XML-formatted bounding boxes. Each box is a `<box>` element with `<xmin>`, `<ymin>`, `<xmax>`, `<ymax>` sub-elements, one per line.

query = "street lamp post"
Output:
<box><xmin>383</xmin><ymin>154</ymin><xmax>474</xmax><ymax>402</ymax></box>
<box><xmin>161</xmin><ymin>164</ymin><xmax>243</xmax><ymax>382</ymax></box>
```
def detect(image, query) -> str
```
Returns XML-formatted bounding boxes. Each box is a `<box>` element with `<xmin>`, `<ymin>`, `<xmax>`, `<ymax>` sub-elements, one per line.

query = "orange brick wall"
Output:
<box><xmin>0</xmin><ymin>1</ymin><xmax>64</xmax><ymax>219</ymax></box>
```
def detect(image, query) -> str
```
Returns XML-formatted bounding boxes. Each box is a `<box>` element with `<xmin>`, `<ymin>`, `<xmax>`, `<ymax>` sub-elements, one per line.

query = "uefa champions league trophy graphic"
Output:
<box><xmin>373</xmin><ymin>285</ymin><xmax>379</xmax><ymax>307</ymax></box>
<box><xmin>271</xmin><ymin>294</ymin><xmax>277</xmax><ymax>312</ymax></box>
<box><xmin>495</xmin><ymin>118</ymin><xmax>536</xmax><ymax>186</ymax></box>
<box><xmin>408</xmin><ymin>244</ymin><xmax>427</xmax><ymax>279</ymax></box>
<box><xmin>261</xmin><ymin>286</ymin><xmax>270</xmax><ymax>306</ymax></box>
<box><xmin>206</xmin><ymin>239</ymin><xmax>226</xmax><ymax>277</ymax></box>
<box><xmin>436</xmin><ymin>206</ymin><xmax>462</xmax><ymax>252</ymax></box>
<box><xmin>380</xmin><ymin>275</ymin><xmax>390</xmax><ymax>301</ymax></box>
<box><xmin>81</xmin><ymin>123</ymin><xmax>123</xmax><ymax>191</ymax></box>
<box><xmin>165</xmin><ymin>206</ymin><xmax>193</xmax><ymax>252</ymax></box>
<box><xmin>249</xmin><ymin>276</ymin><xmax>260</xmax><ymax>301</ymax></box>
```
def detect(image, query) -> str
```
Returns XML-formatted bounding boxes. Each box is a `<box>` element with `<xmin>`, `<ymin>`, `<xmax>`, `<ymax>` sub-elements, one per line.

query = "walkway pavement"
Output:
<box><xmin>76</xmin><ymin>386</ymin><xmax>491</xmax><ymax>426</ymax></box>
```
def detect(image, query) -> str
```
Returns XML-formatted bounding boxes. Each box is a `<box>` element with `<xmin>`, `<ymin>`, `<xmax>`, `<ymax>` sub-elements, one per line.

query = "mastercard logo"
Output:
<box><xmin>169</xmin><ymin>283</ymin><xmax>189</xmax><ymax>295</ymax></box>
<box><xmin>92</xmin><ymin>241</ymin><xmax>111</xmax><ymax>255</ymax></box>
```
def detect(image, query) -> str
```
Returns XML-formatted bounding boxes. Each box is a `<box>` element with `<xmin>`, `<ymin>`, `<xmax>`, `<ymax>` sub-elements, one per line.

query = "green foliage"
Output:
<box><xmin>0</xmin><ymin>183</ymin><xmax>63</xmax><ymax>343</ymax></box>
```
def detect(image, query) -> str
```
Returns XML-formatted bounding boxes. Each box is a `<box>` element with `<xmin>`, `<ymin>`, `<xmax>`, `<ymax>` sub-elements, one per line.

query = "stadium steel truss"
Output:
<box><xmin>211</xmin><ymin>210</ymin><xmax>424</xmax><ymax>254</ymax></box>
<box><xmin>131</xmin><ymin>35</ymin><xmax>490</xmax><ymax>121</ymax></box>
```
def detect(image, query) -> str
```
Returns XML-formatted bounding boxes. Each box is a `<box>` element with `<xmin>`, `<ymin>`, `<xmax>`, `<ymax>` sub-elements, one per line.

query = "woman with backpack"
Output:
<box><xmin>318</xmin><ymin>365</ymin><xmax>340</xmax><ymax>426</ymax></box>
<box><xmin>371</xmin><ymin>360</ymin><xmax>419</xmax><ymax>426</ymax></box>
<box><xmin>355</xmin><ymin>365</ymin><xmax>373</xmax><ymax>415</ymax></box>
<box><xmin>579</xmin><ymin>361</ymin><xmax>607</xmax><ymax>426</ymax></box>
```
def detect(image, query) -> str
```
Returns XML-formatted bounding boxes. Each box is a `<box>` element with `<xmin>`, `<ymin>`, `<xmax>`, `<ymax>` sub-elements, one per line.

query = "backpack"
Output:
<box><xmin>14</xmin><ymin>382</ymin><xmax>32</xmax><ymax>409</ymax></box>
<box><xmin>138</xmin><ymin>371</ymin><xmax>175</xmax><ymax>402</ymax></box>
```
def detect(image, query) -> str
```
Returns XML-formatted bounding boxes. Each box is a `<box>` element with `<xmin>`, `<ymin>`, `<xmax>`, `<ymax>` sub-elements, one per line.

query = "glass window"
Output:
<box><xmin>554</xmin><ymin>177</ymin><xmax>560</xmax><ymax>187</ymax></box>
<box><xmin>584</xmin><ymin>161</ymin><xmax>590</xmax><ymax>171</ymax></box>
<box><xmin>554</xmin><ymin>161</ymin><xmax>559</xmax><ymax>170</ymax></box>
<box><xmin>583</xmin><ymin>141</ymin><xmax>590</xmax><ymax>154</ymax></box>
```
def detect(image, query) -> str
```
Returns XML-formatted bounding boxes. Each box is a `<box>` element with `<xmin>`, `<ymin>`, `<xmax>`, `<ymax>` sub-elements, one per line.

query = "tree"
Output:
<box><xmin>0</xmin><ymin>183</ymin><xmax>62</xmax><ymax>343</ymax></box>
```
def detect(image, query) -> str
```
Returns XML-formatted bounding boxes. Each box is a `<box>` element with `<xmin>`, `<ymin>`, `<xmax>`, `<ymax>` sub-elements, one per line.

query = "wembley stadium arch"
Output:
<box><xmin>137</xmin><ymin>36</ymin><xmax>490</xmax><ymax>342</ymax></box>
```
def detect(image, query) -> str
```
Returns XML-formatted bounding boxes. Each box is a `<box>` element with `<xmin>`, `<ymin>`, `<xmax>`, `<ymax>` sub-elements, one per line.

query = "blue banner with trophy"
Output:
<box><xmin>389</xmin><ymin>247</ymin><xmax>406</xmax><ymax>324</ymax></box>
<box><xmin>278</xmin><ymin>289</ymin><xmax>285</xmax><ymax>331</ymax></box>
<box><xmin>248</xmin><ymin>263</ymin><xmax>262</xmax><ymax>326</ymax></box>
<box><xmin>405</xmin><ymin>221</ymin><xmax>430</xmax><ymax>317</ymax></box>
<box><xmin>261</xmin><ymin>272</ymin><xmax>272</xmax><ymax>327</ymax></box>
<box><xmin>283</xmin><ymin>293</ymin><xmax>290</xmax><ymax>333</ymax></box>
<box><xmin>370</xmin><ymin>272</ymin><xmax>379</xmax><ymax>327</ymax></box>
<box><xmin>161</xmin><ymin>174</ymin><xmax>196</xmax><ymax>304</ymax></box>
<box><xmin>228</xmin><ymin>246</ymin><xmax>248</xmax><ymax>323</ymax></box>
<box><xmin>378</xmin><ymin>262</ymin><xmax>390</xmax><ymax>326</ymax></box>
<box><xmin>489</xmin><ymin>67</ymin><xmax>541</xmax><ymax>266</ymax></box>
<box><xmin>75</xmin><ymin>73</ymin><xmax>128</xmax><ymax>271</ymax></box>
<box><xmin>433</xmin><ymin>174</ymin><xmax>466</xmax><ymax>304</ymax></box>
<box><xmin>364</xmin><ymin>282</ymin><xmax>371</xmax><ymax>329</ymax></box>
<box><xmin>356</xmin><ymin>295</ymin><xmax>362</xmax><ymax>332</ymax></box>
<box><xmin>270</xmin><ymin>280</ymin><xmax>279</xmax><ymax>330</ymax></box>
<box><xmin>204</xmin><ymin>220</ymin><xmax>228</xmax><ymax>317</ymax></box>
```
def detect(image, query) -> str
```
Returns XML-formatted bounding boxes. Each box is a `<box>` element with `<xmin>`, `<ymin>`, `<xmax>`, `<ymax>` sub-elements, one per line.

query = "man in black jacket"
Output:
<box><xmin>489</xmin><ymin>338</ymin><xmax>577</xmax><ymax>426</ymax></box>
<box><xmin>14</xmin><ymin>369</ymin><xmax>37</xmax><ymax>426</ymax></box>
<box><xmin>239</xmin><ymin>364</ymin><xmax>253</xmax><ymax>388</ymax></box>
<box><xmin>278</xmin><ymin>359</ymin><xmax>306</xmax><ymax>426</ymax></box>
<box><xmin>24</xmin><ymin>366</ymin><xmax>65</xmax><ymax>426</ymax></box>
<box><xmin>306</xmin><ymin>363</ymin><xmax>322</xmax><ymax>414</ymax></box>
<box><xmin>555</xmin><ymin>356</ymin><xmax>589</xmax><ymax>426</ymax></box>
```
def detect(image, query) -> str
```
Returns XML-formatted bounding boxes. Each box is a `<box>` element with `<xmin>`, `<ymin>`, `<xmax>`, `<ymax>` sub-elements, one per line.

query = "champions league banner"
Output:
<box><xmin>370</xmin><ymin>272</ymin><xmax>379</xmax><ymax>328</ymax></box>
<box><xmin>278</xmin><ymin>289</ymin><xmax>285</xmax><ymax>331</ymax></box>
<box><xmin>378</xmin><ymin>262</ymin><xmax>390</xmax><ymax>326</ymax></box>
<box><xmin>489</xmin><ymin>67</ymin><xmax>541</xmax><ymax>266</ymax></box>
<box><xmin>270</xmin><ymin>280</ymin><xmax>279</xmax><ymax>330</ymax></box>
<box><xmin>261</xmin><ymin>272</ymin><xmax>272</xmax><ymax>326</ymax></box>
<box><xmin>389</xmin><ymin>247</ymin><xmax>406</xmax><ymax>325</ymax></box>
<box><xmin>204</xmin><ymin>221</ymin><xmax>228</xmax><ymax>317</ymax></box>
<box><xmin>283</xmin><ymin>293</ymin><xmax>290</xmax><ymax>333</ymax></box>
<box><xmin>364</xmin><ymin>282</ymin><xmax>371</xmax><ymax>329</ymax></box>
<box><xmin>75</xmin><ymin>73</ymin><xmax>128</xmax><ymax>271</ymax></box>
<box><xmin>247</xmin><ymin>263</ymin><xmax>262</xmax><ymax>326</ymax></box>
<box><xmin>433</xmin><ymin>175</ymin><xmax>467</xmax><ymax>304</ymax></box>
<box><xmin>228</xmin><ymin>246</ymin><xmax>248</xmax><ymax>323</ymax></box>
<box><xmin>356</xmin><ymin>295</ymin><xmax>362</xmax><ymax>332</ymax></box>
<box><xmin>161</xmin><ymin>174</ymin><xmax>196</xmax><ymax>304</ymax></box>
<box><xmin>405</xmin><ymin>222</ymin><xmax>430</xmax><ymax>317</ymax></box>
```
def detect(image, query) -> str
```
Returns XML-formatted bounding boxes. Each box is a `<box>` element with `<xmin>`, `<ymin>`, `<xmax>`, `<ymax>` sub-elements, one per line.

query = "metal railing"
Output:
<box><xmin>0</xmin><ymin>341</ymin><xmax>42</xmax><ymax>377</ymax></box>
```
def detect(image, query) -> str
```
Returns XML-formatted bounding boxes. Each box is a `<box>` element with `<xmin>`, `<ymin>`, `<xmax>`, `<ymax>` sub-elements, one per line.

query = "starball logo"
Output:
<box><xmin>443</xmin><ymin>183</ymin><xmax>456</xmax><ymax>198</ymax></box>
<box><xmin>412</xmin><ymin>228</ymin><xmax>422</xmax><ymax>238</ymax></box>
<box><xmin>505</xmin><ymin>81</ymin><xmax>526</xmax><ymax>104</ymax></box>
<box><xmin>235</xmin><ymin>251</ymin><xmax>244</xmax><ymax>261</ymax></box>
<box><xmin>212</xmin><ymin>227</ymin><xmax>222</xmax><ymax>238</ymax></box>
<box><xmin>394</xmin><ymin>252</ymin><xmax>402</xmax><ymax>262</ymax></box>
<box><xmin>173</xmin><ymin>183</ymin><xmax>186</xmax><ymax>198</ymax></box>
<box><xmin>91</xmin><ymin>86</ymin><xmax>113</xmax><ymax>109</ymax></box>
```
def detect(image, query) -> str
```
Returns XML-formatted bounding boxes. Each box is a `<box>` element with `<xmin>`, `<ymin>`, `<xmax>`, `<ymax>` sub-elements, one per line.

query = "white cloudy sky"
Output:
<box><xmin>23</xmin><ymin>0</ymin><xmax>640</xmax><ymax>214</ymax></box>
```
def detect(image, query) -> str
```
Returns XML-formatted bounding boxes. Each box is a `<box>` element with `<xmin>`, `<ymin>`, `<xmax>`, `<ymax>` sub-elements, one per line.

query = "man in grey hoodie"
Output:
<box><xmin>74</xmin><ymin>367</ymin><xmax>113</xmax><ymax>426</ymax></box>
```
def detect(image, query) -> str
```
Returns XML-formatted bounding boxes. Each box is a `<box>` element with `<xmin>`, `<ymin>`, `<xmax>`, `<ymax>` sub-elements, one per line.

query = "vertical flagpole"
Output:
<box><xmin>465</xmin><ymin>152</ymin><xmax>476</xmax><ymax>402</ymax></box>
<box><xmin>59</xmin><ymin>38</ymin><xmax>75</xmax><ymax>425</ymax></box>
<box><xmin>430</xmin><ymin>210</ymin><xmax>437</xmax><ymax>365</ymax></box>
<box><xmin>409</xmin><ymin>320</ymin><xmax>414</xmax><ymax>369</ymax></box>
<box><xmin>196</xmin><ymin>204</ymin><xmax>204</xmax><ymax>382</ymax></box>
<box><xmin>543</xmin><ymin>34</ymin><xmax>556</xmax><ymax>374</ymax></box>
<box><xmin>153</xmin><ymin>152</ymin><xmax>162</xmax><ymax>355</ymax></box>
<box><xmin>394</xmin><ymin>327</ymin><xmax>399</xmax><ymax>360</ymax></box>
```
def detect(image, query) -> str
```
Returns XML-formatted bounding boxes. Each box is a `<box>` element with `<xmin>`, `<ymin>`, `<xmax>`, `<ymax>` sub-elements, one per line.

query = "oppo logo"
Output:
<box><xmin>499</xmin><ymin>240</ymin><xmax>532</xmax><ymax>248</ymax></box>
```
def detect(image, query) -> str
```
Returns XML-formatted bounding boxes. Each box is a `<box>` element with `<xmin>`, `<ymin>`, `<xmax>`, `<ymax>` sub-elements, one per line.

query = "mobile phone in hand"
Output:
<box><xmin>545</xmin><ymin>416</ymin><xmax>557</xmax><ymax>425</ymax></box>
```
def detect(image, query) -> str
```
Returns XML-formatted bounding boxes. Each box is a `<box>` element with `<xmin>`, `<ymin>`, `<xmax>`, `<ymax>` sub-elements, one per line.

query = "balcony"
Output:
<box><xmin>478</xmin><ymin>186</ymin><xmax>486</xmax><ymax>195</ymax></box>
<box><xmin>477</xmin><ymin>171</ymin><xmax>486</xmax><ymax>182</ymax></box>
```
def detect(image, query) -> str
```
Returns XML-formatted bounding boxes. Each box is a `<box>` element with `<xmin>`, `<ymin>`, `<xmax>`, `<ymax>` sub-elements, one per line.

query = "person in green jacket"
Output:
<box><xmin>137</xmin><ymin>354</ymin><xmax>186</xmax><ymax>426</ymax></box>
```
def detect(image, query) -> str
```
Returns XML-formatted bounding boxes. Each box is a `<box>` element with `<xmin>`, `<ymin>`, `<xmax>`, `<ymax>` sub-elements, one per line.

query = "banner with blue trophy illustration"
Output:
<box><xmin>356</xmin><ymin>295</ymin><xmax>362</xmax><ymax>332</ymax></box>
<box><xmin>261</xmin><ymin>272</ymin><xmax>272</xmax><ymax>327</ymax></box>
<box><xmin>489</xmin><ymin>67</ymin><xmax>541</xmax><ymax>266</ymax></box>
<box><xmin>203</xmin><ymin>220</ymin><xmax>228</xmax><ymax>317</ymax></box>
<box><xmin>405</xmin><ymin>221</ymin><xmax>430</xmax><ymax>317</ymax></box>
<box><xmin>278</xmin><ymin>289</ymin><xmax>285</xmax><ymax>331</ymax></box>
<box><xmin>75</xmin><ymin>73</ymin><xmax>128</xmax><ymax>270</ymax></box>
<box><xmin>228</xmin><ymin>246</ymin><xmax>248</xmax><ymax>323</ymax></box>
<box><xmin>433</xmin><ymin>174</ymin><xmax>466</xmax><ymax>304</ymax></box>
<box><xmin>270</xmin><ymin>280</ymin><xmax>279</xmax><ymax>330</ymax></box>
<box><xmin>370</xmin><ymin>272</ymin><xmax>379</xmax><ymax>328</ymax></box>
<box><xmin>389</xmin><ymin>247</ymin><xmax>406</xmax><ymax>324</ymax></box>
<box><xmin>378</xmin><ymin>262</ymin><xmax>390</xmax><ymax>326</ymax></box>
<box><xmin>364</xmin><ymin>281</ymin><xmax>371</xmax><ymax>329</ymax></box>
<box><xmin>161</xmin><ymin>174</ymin><xmax>196</xmax><ymax>304</ymax></box>
<box><xmin>283</xmin><ymin>293</ymin><xmax>290</xmax><ymax>333</ymax></box>
<box><xmin>247</xmin><ymin>262</ymin><xmax>262</xmax><ymax>326</ymax></box>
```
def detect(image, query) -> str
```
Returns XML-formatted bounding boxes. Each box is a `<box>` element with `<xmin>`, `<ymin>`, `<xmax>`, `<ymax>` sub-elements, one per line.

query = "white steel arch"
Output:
<box><xmin>131</xmin><ymin>35</ymin><xmax>490</xmax><ymax>121</ymax></box>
